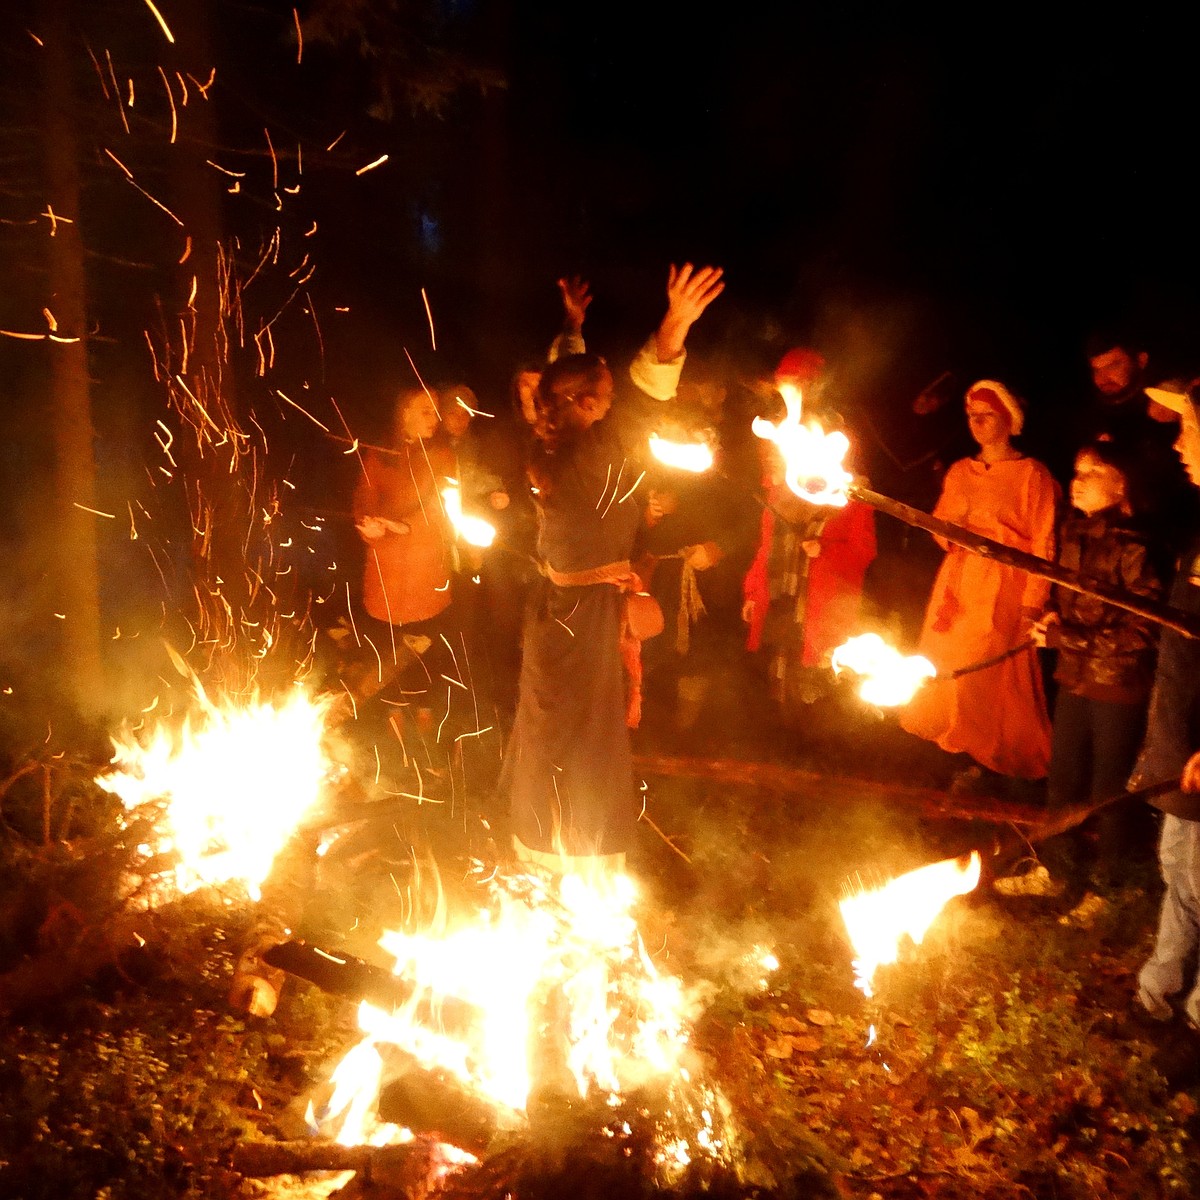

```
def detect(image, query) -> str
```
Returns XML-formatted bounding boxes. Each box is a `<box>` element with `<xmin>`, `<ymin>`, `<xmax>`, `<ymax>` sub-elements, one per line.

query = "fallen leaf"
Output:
<box><xmin>806</xmin><ymin>1008</ymin><xmax>836</xmax><ymax>1026</ymax></box>
<box><xmin>765</xmin><ymin>1037</ymin><xmax>794</xmax><ymax>1059</ymax></box>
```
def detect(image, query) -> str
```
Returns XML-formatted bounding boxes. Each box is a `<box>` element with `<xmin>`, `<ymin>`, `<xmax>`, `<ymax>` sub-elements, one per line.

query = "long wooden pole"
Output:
<box><xmin>847</xmin><ymin>483</ymin><xmax>1200</xmax><ymax>640</ymax></box>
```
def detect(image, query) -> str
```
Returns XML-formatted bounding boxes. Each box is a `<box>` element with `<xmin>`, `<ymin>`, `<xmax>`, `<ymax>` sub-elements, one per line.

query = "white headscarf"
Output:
<box><xmin>965</xmin><ymin>379</ymin><xmax>1024</xmax><ymax>437</ymax></box>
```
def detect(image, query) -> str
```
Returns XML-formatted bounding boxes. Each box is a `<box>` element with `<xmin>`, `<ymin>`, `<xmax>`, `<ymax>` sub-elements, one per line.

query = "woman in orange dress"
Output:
<box><xmin>900</xmin><ymin>381</ymin><xmax>1058</xmax><ymax>781</ymax></box>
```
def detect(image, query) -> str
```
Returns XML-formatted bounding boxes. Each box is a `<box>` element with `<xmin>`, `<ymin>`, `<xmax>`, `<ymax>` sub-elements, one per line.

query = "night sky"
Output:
<box><xmin>252</xmin><ymin>3</ymin><xmax>1200</xmax><ymax>434</ymax></box>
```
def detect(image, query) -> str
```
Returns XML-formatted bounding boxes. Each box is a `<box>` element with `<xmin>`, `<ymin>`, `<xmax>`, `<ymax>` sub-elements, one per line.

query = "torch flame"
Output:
<box><xmin>648</xmin><ymin>433</ymin><xmax>715</xmax><ymax>474</ymax></box>
<box><xmin>839</xmin><ymin>851</ymin><xmax>982</xmax><ymax>997</ymax></box>
<box><xmin>830</xmin><ymin>633</ymin><xmax>936</xmax><ymax>707</ymax></box>
<box><xmin>751</xmin><ymin>382</ymin><xmax>852</xmax><ymax>506</ymax></box>
<box><xmin>441</xmin><ymin>482</ymin><xmax>496</xmax><ymax>548</ymax></box>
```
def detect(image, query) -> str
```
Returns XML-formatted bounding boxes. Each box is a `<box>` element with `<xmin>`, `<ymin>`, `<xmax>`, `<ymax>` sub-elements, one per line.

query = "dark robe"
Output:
<box><xmin>504</xmin><ymin>396</ymin><xmax>654</xmax><ymax>860</ymax></box>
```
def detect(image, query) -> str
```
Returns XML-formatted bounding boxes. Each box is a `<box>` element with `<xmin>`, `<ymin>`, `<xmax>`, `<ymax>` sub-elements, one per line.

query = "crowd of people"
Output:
<box><xmin>333</xmin><ymin>266</ymin><xmax>1200</xmax><ymax>1074</ymax></box>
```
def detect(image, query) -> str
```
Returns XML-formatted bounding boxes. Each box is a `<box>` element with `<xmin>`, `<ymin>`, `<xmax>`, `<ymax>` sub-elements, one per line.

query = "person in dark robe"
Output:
<box><xmin>503</xmin><ymin>263</ymin><xmax>724</xmax><ymax>875</ymax></box>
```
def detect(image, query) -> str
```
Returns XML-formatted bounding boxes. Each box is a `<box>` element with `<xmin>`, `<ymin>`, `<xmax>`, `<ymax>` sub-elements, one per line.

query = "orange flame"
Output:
<box><xmin>830</xmin><ymin>633</ymin><xmax>936</xmax><ymax>706</ymax></box>
<box><xmin>314</xmin><ymin>866</ymin><xmax>736</xmax><ymax>1175</ymax></box>
<box><xmin>648</xmin><ymin>433</ymin><xmax>715</xmax><ymax>473</ymax></box>
<box><xmin>441</xmin><ymin>483</ymin><xmax>496</xmax><ymax>548</ymax></box>
<box><xmin>840</xmin><ymin>852</ymin><xmax>981</xmax><ymax>997</ymax></box>
<box><xmin>751</xmin><ymin>383</ymin><xmax>852</xmax><ymax>506</ymax></box>
<box><xmin>96</xmin><ymin>681</ymin><xmax>337</xmax><ymax>903</ymax></box>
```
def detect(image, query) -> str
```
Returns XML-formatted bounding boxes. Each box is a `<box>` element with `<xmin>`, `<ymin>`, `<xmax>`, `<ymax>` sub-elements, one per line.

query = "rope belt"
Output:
<box><xmin>543</xmin><ymin>559</ymin><xmax>633</xmax><ymax>588</ymax></box>
<box><xmin>542</xmin><ymin>559</ymin><xmax>660</xmax><ymax>728</ymax></box>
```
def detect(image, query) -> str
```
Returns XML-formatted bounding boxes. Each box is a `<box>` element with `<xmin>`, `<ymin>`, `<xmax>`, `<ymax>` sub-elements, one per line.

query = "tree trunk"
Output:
<box><xmin>40</xmin><ymin>0</ymin><xmax>105</xmax><ymax>712</ymax></box>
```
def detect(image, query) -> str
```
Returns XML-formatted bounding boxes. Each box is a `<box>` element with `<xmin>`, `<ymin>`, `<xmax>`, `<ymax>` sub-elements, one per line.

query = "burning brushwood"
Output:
<box><xmin>270</xmin><ymin>864</ymin><xmax>738</xmax><ymax>1179</ymax></box>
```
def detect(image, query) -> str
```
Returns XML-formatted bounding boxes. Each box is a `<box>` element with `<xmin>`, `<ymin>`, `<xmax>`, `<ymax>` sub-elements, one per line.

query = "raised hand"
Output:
<box><xmin>667</xmin><ymin>263</ymin><xmax>725</xmax><ymax>325</ymax></box>
<box><xmin>657</xmin><ymin>263</ymin><xmax>724</xmax><ymax>362</ymax></box>
<box><xmin>557</xmin><ymin>275</ymin><xmax>593</xmax><ymax>334</ymax></box>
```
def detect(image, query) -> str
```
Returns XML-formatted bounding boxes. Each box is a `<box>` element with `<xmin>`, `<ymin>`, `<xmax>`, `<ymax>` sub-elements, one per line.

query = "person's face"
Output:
<box><xmin>397</xmin><ymin>392</ymin><xmax>440</xmax><ymax>442</ymax></box>
<box><xmin>1175</xmin><ymin>407</ymin><xmax>1200</xmax><ymax>487</ymax></box>
<box><xmin>1089</xmin><ymin>347</ymin><xmax>1142</xmax><ymax>397</ymax></box>
<box><xmin>1070</xmin><ymin>450</ymin><xmax>1126</xmax><ymax>515</ymax></box>
<box><xmin>566</xmin><ymin>367</ymin><xmax>615</xmax><ymax>430</ymax></box>
<box><xmin>965</xmin><ymin>399</ymin><xmax>1011</xmax><ymax>449</ymax></box>
<box><xmin>516</xmin><ymin>371</ymin><xmax>541</xmax><ymax>425</ymax></box>
<box><xmin>442</xmin><ymin>397</ymin><xmax>473</xmax><ymax>439</ymax></box>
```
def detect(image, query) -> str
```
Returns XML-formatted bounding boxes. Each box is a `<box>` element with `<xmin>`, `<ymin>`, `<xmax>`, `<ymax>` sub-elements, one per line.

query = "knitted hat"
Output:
<box><xmin>965</xmin><ymin>379</ymin><xmax>1024</xmax><ymax>437</ymax></box>
<box><xmin>774</xmin><ymin>347</ymin><xmax>826</xmax><ymax>389</ymax></box>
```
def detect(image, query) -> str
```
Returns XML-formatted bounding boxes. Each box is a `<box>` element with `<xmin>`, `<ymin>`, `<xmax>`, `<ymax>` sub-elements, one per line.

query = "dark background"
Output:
<box><xmin>2</xmin><ymin>0</ymin><xmax>1199</xmax><ymax>696</ymax></box>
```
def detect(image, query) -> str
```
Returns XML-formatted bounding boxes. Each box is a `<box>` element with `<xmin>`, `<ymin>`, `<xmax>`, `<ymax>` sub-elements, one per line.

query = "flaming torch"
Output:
<box><xmin>751</xmin><ymin>383</ymin><xmax>853</xmax><ymax>507</ymax></box>
<box><xmin>752</xmin><ymin>387</ymin><xmax>1200</xmax><ymax>639</ymax></box>
<box><xmin>441</xmin><ymin>481</ymin><xmax>496</xmax><ymax>548</ymax></box>
<box><xmin>830</xmin><ymin>633</ymin><xmax>936</xmax><ymax>707</ymax></box>
<box><xmin>840</xmin><ymin>851</ymin><xmax>982</xmax><ymax>998</ymax></box>
<box><xmin>648</xmin><ymin>431</ymin><xmax>715</xmax><ymax>474</ymax></box>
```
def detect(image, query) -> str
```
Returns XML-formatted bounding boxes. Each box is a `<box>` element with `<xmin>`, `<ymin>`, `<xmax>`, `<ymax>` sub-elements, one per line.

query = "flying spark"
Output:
<box><xmin>141</xmin><ymin>0</ymin><xmax>175</xmax><ymax>43</ymax></box>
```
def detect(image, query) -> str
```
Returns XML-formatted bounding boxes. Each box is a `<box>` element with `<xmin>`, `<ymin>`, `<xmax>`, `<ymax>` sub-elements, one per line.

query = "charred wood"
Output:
<box><xmin>377</xmin><ymin>1066</ymin><xmax>502</xmax><ymax>1156</ymax></box>
<box><xmin>263</xmin><ymin>939</ymin><xmax>483</xmax><ymax>1037</ymax></box>
<box><xmin>232</xmin><ymin>1135</ymin><xmax>438</xmax><ymax>1181</ymax></box>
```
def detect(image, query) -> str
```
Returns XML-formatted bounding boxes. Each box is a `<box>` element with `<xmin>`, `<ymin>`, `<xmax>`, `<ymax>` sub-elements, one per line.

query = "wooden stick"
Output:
<box><xmin>232</xmin><ymin>1137</ymin><xmax>433</xmax><ymax>1178</ymax></box>
<box><xmin>848</xmin><ymin>483</ymin><xmax>1200</xmax><ymax>640</ymax></box>
<box><xmin>981</xmin><ymin>776</ymin><xmax>1180</xmax><ymax>867</ymax></box>
<box><xmin>633</xmin><ymin>755</ymin><xmax>1049</xmax><ymax>827</ymax></box>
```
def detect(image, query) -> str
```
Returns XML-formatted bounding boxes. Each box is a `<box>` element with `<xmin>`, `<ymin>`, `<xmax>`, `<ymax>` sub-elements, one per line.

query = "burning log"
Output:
<box><xmin>262</xmin><ymin>939</ymin><xmax>483</xmax><ymax>1038</ymax></box>
<box><xmin>377</xmin><ymin>1065</ymin><xmax>501</xmax><ymax>1155</ymax></box>
<box><xmin>232</xmin><ymin>1135</ymin><xmax>440</xmax><ymax>1180</ymax></box>
<box><xmin>228</xmin><ymin>914</ymin><xmax>289</xmax><ymax>1017</ymax></box>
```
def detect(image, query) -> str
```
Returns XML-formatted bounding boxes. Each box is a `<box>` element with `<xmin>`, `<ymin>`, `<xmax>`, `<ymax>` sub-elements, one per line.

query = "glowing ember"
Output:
<box><xmin>840</xmin><ymin>852</ymin><xmax>982</xmax><ymax>997</ymax></box>
<box><xmin>830</xmin><ymin>633</ymin><xmax>937</xmax><ymax>706</ymax></box>
<box><xmin>96</xmin><ymin>680</ymin><xmax>336</xmax><ymax>902</ymax></box>
<box><xmin>314</xmin><ymin>866</ymin><xmax>735</xmax><ymax>1175</ymax></box>
<box><xmin>751</xmin><ymin>382</ymin><xmax>853</xmax><ymax>506</ymax></box>
<box><xmin>648</xmin><ymin>433</ymin><xmax>715</xmax><ymax>473</ymax></box>
<box><xmin>441</xmin><ymin>483</ymin><xmax>496</xmax><ymax>548</ymax></box>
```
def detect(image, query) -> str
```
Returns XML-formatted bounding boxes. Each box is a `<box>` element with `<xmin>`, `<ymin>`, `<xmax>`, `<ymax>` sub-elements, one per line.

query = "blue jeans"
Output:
<box><xmin>1139</xmin><ymin>815</ymin><xmax>1200</xmax><ymax>1026</ymax></box>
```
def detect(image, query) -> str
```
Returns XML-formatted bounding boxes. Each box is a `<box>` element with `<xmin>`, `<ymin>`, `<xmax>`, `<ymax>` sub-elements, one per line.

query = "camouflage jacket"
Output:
<box><xmin>1047</xmin><ymin>509</ymin><xmax>1163</xmax><ymax>701</ymax></box>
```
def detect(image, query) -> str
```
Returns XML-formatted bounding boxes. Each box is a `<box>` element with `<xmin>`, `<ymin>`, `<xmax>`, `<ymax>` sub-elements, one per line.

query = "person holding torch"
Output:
<box><xmin>899</xmin><ymin>380</ymin><xmax>1058</xmax><ymax>790</ymax></box>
